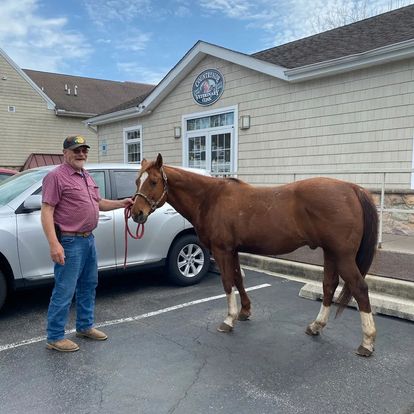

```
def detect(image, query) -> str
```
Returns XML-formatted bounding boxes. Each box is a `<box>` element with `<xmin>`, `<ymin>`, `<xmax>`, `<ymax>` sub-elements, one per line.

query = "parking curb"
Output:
<box><xmin>238</xmin><ymin>253</ymin><xmax>414</xmax><ymax>321</ymax></box>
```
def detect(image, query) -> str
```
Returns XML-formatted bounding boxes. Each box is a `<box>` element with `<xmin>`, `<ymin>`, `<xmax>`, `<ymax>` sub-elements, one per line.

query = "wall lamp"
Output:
<box><xmin>174</xmin><ymin>126</ymin><xmax>181</xmax><ymax>139</ymax></box>
<box><xmin>240</xmin><ymin>115</ymin><xmax>250</xmax><ymax>130</ymax></box>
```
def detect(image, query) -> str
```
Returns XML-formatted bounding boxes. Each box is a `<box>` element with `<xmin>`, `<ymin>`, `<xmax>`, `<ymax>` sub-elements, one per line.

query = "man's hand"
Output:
<box><xmin>99</xmin><ymin>197</ymin><xmax>134</xmax><ymax>211</ymax></box>
<box><xmin>50</xmin><ymin>241</ymin><xmax>65</xmax><ymax>265</ymax></box>
<box><xmin>119</xmin><ymin>197</ymin><xmax>134</xmax><ymax>208</ymax></box>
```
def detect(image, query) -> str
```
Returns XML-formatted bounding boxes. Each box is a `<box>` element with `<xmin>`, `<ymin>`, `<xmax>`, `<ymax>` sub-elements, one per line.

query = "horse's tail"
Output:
<box><xmin>336</xmin><ymin>187</ymin><xmax>378</xmax><ymax>317</ymax></box>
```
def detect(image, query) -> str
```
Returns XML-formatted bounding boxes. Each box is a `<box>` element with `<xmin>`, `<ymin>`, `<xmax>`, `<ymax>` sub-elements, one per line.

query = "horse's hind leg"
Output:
<box><xmin>213</xmin><ymin>249</ymin><xmax>251</xmax><ymax>332</ymax></box>
<box><xmin>337</xmin><ymin>257</ymin><xmax>376</xmax><ymax>357</ymax></box>
<box><xmin>306</xmin><ymin>251</ymin><xmax>339</xmax><ymax>336</ymax></box>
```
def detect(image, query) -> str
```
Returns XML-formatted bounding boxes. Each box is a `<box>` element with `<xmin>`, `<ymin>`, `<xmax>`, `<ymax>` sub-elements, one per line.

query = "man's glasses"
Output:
<box><xmin>72</xmin><ymin>147</ymin><xmax>89</xmax><ymax>154</ymax></box>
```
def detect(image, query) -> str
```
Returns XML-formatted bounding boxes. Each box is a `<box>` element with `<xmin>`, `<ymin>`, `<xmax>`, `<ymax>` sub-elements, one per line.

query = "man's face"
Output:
<box><xmin>63</xmin><ymin>146</ymin><xmax>89</xmax><ymax>170</ymax></box>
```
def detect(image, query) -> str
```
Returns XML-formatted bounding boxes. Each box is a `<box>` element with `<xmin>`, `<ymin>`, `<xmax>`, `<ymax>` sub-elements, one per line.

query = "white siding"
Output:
<box><xmin>98</xmin><ymin>55</ymin><xmax>414</xmax><ymax>190</ymax></box>
<box><xmin>0</xmin><ymin>54</ymin><xmax>98</xmax><ymax>169</ymax></box>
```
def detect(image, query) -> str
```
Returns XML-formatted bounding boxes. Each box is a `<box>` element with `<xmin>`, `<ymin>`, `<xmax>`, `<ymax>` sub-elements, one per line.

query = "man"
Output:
<box><xmin>41</xmin><ymin>135</ymin><xmax>133</xmax><ymax>352</ymax></box>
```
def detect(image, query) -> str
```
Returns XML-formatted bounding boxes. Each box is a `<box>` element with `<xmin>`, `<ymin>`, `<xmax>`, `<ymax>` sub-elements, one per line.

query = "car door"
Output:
<box><xmin>109</xmin><ymin>168</ymin><xmax>185</xmax><ymax>267</ymax></box>
<box><xmin>86</xmin><ymin>169</ymin><xmax>116</xmax><ymax>270</ymax></box>
<box><xmin>16</xmin><ymin>187</ymin><xmax>54</xmax><ymax>281</ymax></box>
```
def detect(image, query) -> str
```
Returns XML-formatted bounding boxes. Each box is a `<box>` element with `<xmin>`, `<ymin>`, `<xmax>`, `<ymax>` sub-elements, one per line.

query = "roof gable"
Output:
<box><xmin>0</xmin><ymin>47</ymin><xmax>55</xmax><ymax>110</ymax></box>
<box><xmin>87</xmin><ymin>4</ymin><xmax>414</xmax><ymax>126</ymax></box>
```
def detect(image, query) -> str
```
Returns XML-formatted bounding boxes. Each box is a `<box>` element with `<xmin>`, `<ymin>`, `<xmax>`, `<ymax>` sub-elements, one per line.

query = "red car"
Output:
<box><xmin>0</xmin><ymin>168</ymin><xmax>17</xmax><ymax>183</ymax></box>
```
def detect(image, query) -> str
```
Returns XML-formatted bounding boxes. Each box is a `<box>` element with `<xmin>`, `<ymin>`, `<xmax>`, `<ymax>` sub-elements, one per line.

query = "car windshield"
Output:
<box><xmin>0</xmin><ymin>174</ymin><xmax>13</xmax><ymax>183</ymax></box>
<box><xmin>0</xmin><ymin>169</ymin><xmax>49</xmax><ymax>207</ymax></box>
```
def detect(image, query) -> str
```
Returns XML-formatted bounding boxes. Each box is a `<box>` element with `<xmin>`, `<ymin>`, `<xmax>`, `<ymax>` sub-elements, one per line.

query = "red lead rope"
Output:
<box><xmin>124</xmin><ymin>204</ymin><xmax>145</xmax><ymax>268</ymax></box>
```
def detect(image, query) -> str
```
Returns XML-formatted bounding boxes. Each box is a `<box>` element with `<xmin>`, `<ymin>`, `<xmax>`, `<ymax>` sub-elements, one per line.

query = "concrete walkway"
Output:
<box><xmin>238</xmin><ymin>234</ymin><xmax>414</xmax><ymax>322</ymax></box>
<box><xmin>269</xmin><ymin>233</ymin><xmax>414</xmax><ymax>282</ymax></box>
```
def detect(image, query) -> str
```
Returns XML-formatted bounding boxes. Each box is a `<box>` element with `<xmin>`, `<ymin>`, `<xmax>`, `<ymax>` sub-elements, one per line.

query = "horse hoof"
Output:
<box><xmin>355</xmin><ymin>345</ymin><xmax>373</xmax><ymax>357</ymax></box>
<box><xmin>305</xmin><ymin>325</ymin><xmax>319</xmax><ymax>336</ymax></box>
<box><xmin>238</xmin><ymin>313</ymin><xmax>250</xmax><ymax>321</ymax></box>
<box><xmin>217</xmin><ymin>322</ymin><xmax>233</xmax><ymax>333</ymax></box>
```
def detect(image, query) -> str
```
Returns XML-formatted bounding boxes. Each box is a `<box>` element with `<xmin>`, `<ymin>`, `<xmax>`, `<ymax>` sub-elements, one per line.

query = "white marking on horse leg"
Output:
<box><xmin>360</xmin><ymin>312</ymin><xmax>376</xmax><ymax>352</ymax></box>
<box><xmin>307</xmin><ymin>304</ymin><xmax>330</xmax><ymax>334</ymax></box>
<box><xmin>223</xmin><ymin>288</ymin><xmax>238</xmax><ymax>328</ymax></box>
<box><xmin>240</xmin><ymin>268</ymin><xmax>246</xmax><ymax>278</ymax></box>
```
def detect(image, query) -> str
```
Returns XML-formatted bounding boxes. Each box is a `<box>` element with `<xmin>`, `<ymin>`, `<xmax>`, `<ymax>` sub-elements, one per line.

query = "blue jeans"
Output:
<box><xmin>47</xmin><ymin>234</ymin><xmax>98</xmax><ymax>342</ymax></box>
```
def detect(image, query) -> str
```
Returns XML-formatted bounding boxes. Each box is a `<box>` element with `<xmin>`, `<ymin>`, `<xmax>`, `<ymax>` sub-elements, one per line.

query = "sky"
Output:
<box><xmin>0</xmin><ymin>0</ymin><xmax>413</xmax><ymax>85</ymax></box>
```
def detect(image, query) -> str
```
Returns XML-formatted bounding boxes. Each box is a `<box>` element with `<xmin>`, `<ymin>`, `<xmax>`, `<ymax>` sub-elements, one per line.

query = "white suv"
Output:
<box><xmin>0</xmin><ymin>163</ymin><xmax>211</xmax><ymax>311</ymax></box>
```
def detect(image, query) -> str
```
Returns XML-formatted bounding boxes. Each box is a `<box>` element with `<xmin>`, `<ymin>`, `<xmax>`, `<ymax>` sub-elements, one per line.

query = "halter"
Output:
<box><xmin>133</xmin><ymin>166</ymin><xmax>168</xmax><ymax>213</ymax></box>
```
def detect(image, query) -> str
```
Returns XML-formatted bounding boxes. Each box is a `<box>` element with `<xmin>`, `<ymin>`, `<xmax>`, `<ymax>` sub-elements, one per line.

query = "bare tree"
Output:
<box><xmin>311</xmin><ymin>0</ymin><xmax>414</xmax><ymax>33</ymax></box>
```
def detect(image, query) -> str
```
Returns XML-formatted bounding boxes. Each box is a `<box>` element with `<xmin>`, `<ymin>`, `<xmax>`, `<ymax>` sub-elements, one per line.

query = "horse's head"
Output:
<box><xmin>131</xmin><ymin>153</ymin><xmax>168</xmax><ymax>224</ymax></box>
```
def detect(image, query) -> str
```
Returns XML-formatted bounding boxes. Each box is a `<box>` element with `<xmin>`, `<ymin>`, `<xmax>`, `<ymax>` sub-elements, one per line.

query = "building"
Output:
<box><xmin>87</xmin><ymin>5</ymin><xmax>414</xmax><ymax>195</ymax></box>
<box><xmin>0</xmin><ymin>47</ymin><xmax>154</xmax><ymax>169</ymax></box>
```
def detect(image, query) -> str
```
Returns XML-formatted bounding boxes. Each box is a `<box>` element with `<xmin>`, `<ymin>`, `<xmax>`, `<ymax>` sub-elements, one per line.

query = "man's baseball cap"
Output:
<box><xmin>63</xmin><ymin>135</ymin><xmax>90</xmax><ymax>150</ymax></box>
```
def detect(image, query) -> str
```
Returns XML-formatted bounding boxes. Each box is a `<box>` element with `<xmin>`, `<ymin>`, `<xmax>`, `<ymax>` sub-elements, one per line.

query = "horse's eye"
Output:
<box><xmin>150</xmin><ymin>180</ymin><xmax>157</xmax><ymax>187</ymax></box>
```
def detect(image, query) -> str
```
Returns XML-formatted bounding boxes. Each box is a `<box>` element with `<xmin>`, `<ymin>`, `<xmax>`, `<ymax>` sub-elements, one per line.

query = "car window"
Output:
<box><xmin>88</xmin><ymin>171</ymin><xmax>106</xmax><ymax>199</ymax></box>
<box><xmin>113</xmin><ymin>170</ymin><xmax>139</xmax><ymax>199</ymax></box>
<box><xmin>0</xmin><ymin>174</ymin><xmax>13</xmax><ymax>183</ymax></box>
<box><xmin>0</xmin><ymin>169</ymin><xmax>49</xmax><ymax>207</ymax></box>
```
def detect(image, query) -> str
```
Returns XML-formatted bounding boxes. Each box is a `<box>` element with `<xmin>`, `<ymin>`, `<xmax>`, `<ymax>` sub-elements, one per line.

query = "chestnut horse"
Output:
<box><xmin>131</xmin><ymin>154</ymin><xmax>378</xmax><ymax>357</ymax></box>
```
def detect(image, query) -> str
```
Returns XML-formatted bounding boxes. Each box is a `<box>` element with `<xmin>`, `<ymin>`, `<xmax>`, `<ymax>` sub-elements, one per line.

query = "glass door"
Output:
<box><xmin>210</xmin><ymin>129</ymin><xmax>232</xmax><ymax>175</ymax></box>
<box><xmin>187</xmin><ymin>133</ymin><xmax>207</xmax><ymax>169</ymax></box>
<box><xmin>186</xmin><ymin>127</ymin><xmax>233</xmax><ymax>174</ymax></box>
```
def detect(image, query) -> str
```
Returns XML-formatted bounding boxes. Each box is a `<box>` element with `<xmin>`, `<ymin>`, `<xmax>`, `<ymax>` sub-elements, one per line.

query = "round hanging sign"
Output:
<box><xmin>192</xmin><ymin>69</ymin><xmax>224</xmax><ymax>106</ymax></box>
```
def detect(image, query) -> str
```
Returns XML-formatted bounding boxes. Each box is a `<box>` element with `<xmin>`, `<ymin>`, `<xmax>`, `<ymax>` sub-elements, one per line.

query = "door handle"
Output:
<box><xmin>99</xmin><ymin>215</ymin><xmax>112</xmax><ymax>221</ymax></box>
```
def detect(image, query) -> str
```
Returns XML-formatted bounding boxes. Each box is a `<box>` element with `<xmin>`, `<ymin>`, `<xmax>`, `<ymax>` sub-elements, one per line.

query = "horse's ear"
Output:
<box><xmin>141</xmin><ymin>158</ymin><xmax>148</xmax><ymax>168</ymax></box>
<box><xmin>155</xmin><ymin>153</ymin><xmax>163</xmax><ymax>168</ymax></box>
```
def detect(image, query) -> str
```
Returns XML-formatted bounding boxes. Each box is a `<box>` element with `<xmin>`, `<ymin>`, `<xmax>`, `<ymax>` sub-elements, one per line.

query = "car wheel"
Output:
<box><xmin>0</xmin><ymin>270</ymin><xmax>7</xmax><ymax>311</ymax></box>
<box><xmin>167</xmin><ymin>234</ymin><xmax>210</xmax><ymax>286</ymax></box>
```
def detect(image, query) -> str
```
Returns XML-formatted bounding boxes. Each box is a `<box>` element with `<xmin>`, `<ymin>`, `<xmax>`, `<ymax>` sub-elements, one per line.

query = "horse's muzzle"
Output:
<box><xmin>132</xmin><ymin>211</ymin><xmax>148</xmax><ymax>224</ymax></box>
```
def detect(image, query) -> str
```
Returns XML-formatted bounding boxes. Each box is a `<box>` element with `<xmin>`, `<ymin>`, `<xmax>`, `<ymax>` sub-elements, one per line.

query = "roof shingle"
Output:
<box><xmin>252</xmin><ymin>5</ymin><xmax>414</xmax><ymax>68</ymax></box>
<box><xmin>23</xmin><ymin>69</ymin><xmax>155</xmax><ymax>116</ymax></box>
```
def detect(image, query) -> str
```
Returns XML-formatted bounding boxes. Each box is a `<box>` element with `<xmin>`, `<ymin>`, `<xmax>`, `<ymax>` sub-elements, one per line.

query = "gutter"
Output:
<box><xmin>84</xmin><ymin>105</ymin><xmax>144</xmax><ymax>126</ymax></box>
<box><xmin>55</xmin><ymin>109</ymin><xmax>98</xmax><ymax>118</ymax></box>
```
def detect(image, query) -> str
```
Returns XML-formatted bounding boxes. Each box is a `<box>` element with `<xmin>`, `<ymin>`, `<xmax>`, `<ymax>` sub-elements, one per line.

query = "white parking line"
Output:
<box><xmin>0</xmin><ymin>283</ymin><xmax>271</xmax><ymax>353</ymax></box>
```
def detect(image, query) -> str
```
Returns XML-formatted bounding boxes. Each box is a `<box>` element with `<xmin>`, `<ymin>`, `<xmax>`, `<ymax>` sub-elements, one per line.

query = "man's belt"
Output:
<box><xmin>61</xmin><ymin>231</ymin><xmax>92</xmax><ymax>238</ymax></box>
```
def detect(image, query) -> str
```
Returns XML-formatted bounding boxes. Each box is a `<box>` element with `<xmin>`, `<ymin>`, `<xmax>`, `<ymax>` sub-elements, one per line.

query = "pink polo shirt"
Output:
<box><xmin>42</xmin><ymin>163</ymin><xmax>101</xmax><ymax>233</ymax></box>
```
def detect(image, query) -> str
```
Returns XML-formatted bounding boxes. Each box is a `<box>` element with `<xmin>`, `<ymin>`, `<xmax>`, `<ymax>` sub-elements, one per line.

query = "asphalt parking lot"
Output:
<box><xmin>0</xmin><ymin>268</ymin><xmax>413</xmax><ymax>414</ymax></box>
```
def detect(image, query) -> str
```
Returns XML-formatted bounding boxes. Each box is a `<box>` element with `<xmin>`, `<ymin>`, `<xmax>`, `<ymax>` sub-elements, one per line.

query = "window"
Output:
<box><xmin>124</xmin><ymin>126</ymin><xmax>142</xmax><ymax>164</ymax></box>
<box><xmin>184</xmin><ymin>108</ymin><xmax>236</xmax><ymax>175</ymax></box>
<box><xmin>187</xmin><ymin>112</ymin><xmax>233</xmax><ymax>131</ymax></box>
<box><xmin>113</xmin><ymin>170</ymin><xmax>139</xmax><ymax>199</ymax></box>
<box><xmin>188</xmin><ymin>136</ymin><xmax>206</xmax><ymax>169</ymax></box>
<box><xmin>88</xmin><ymin>171</ymin><xmax>106</xmax><ymax>198</ymax></box>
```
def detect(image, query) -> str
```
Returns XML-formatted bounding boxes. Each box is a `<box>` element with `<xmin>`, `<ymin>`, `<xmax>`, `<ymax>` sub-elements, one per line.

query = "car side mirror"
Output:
<box><xmin>23</xmin><ymin>195</ymin><xmax>42</xmax><ymax>211</ymax></box>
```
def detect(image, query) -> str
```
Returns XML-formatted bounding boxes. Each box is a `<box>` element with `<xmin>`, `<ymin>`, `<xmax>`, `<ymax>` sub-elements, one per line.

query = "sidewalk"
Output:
<box><xmin>238</xmin><ymin>234</ymin><xmax>414</xmax><ymax>321</ymax></box>
<box><xmin>270</xmin><ymin>233</ymin><xmax>414</xmax><ymax>282</ymax></box>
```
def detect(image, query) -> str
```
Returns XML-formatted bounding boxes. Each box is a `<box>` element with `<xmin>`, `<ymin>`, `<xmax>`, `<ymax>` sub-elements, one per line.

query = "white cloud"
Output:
<box><xmin>199</xmin><ymin>0</ymin><xmax>252</xmax><ymax>18</ymax></box>
<box><xmin>117</xmin><ymin>62</ymin><xmax>166</xmax><ymax>84</ymax></box>
<box><xmin>0</xmin><ymin>0</ymin><xmax>91</xmax><ymax>72</ymax></box>
<box><xmin>115</xmin><ymin>30</ymin><xmax>152</xmax><ymax>52</ymax></box>
<box><xmin>84</xmin><ymin>0</ymin><xmax>153</xmax><ymax>26</ymax></box>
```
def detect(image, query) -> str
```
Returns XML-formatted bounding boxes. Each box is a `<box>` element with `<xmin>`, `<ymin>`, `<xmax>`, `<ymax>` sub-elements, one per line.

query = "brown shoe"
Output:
<box><xmin>46</xmin><ymin>338</ymin><xmax>79</xmax><ymax>352</ymax></box>
<box><xmin>76</xmin><ymin>327</ymin><xmax>108</xmax><ymax>341</ymax></box>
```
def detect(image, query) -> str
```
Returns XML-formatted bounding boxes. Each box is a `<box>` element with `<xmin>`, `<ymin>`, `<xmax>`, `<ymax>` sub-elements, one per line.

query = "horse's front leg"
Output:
<box><xmin>212</xmin><ymin>249</ymin><xmax>246</xmax><ymax>333</ymax></box>
<box><xmin>218</xmin><ymin>286</ymin><xmax>238</xmax><ymax>333</ymax></box>
<box><xmin>233</xmin><ymin>258</ymin><xmax>251</xmax><ymax>321</ymax></box>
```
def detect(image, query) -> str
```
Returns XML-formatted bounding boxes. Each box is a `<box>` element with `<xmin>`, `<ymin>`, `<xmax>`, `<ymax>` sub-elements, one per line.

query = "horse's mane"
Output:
<box><xmin>226</xmin><ymin>177</ymin><xmax>243</xmax><ymax>184</ymax></box>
